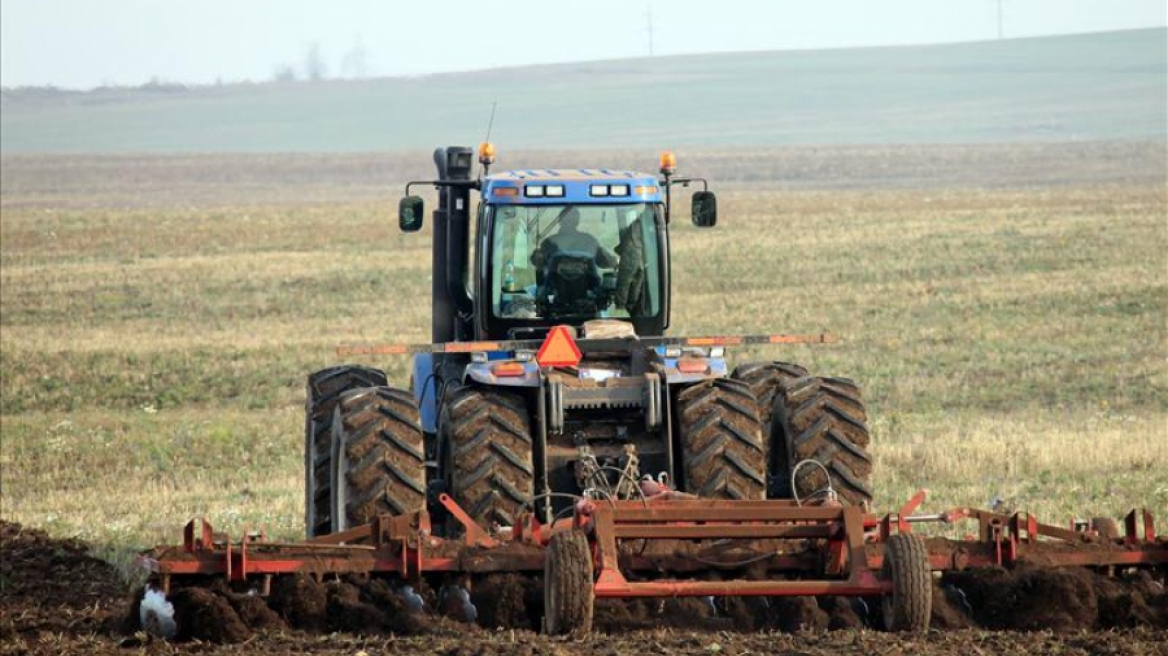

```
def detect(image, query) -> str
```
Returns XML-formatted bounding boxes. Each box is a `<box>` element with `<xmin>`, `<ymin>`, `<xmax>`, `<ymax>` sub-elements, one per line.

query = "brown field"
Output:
<box><xmin>1</xmin><ymin>142</ymin><xmax>1166</xmax><ymax>653</ymax></box>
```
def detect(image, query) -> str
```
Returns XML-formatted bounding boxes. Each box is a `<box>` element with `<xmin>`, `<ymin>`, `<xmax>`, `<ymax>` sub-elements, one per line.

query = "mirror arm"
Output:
<box><xmin>665</xmin><ymin>176</ymin><xmax>708</xmax><ymax>192</ymax></box>
<box><xmin>404</xmin><ymin>179</ymin><xmax>482</xmax><ymax>195</ymax></box>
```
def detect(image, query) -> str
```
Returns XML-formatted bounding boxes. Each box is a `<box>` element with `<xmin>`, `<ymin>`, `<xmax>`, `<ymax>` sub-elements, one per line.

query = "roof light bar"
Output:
<box><xmin>588</xmin><ymin>184</ymin><xmax>632</xmax><ymax>198</ymax></box>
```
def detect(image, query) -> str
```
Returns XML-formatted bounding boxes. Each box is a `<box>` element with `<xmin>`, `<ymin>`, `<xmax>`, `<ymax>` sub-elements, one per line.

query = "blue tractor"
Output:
<box><xmin>304</xmin><ymin>145</ymin><xmax>872</xmax><ymax>538</ymax></box>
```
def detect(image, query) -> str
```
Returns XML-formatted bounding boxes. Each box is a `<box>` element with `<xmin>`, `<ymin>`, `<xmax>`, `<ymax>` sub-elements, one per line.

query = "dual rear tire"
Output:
<box><xmin>676</xmin><ymin>378</ymin><xmax>768</xmax><ymax>500</ymax></box>
<box><xmin>304</xmin><ymin>366</ymin><xmax>426</xmax><ymax>537</ymax></box>
<box><xmin>439</xmin><ymin>387</ymin><xmax>535</xmax><ymax>531</ymax></box>
<box><xmin>733</xmin><ymin>362</ymin><xmax>874</xmax><ymax>507</ymax></box>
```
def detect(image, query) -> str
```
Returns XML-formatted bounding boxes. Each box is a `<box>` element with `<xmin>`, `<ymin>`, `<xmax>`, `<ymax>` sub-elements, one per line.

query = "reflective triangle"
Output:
<box><xmin>536</xmin><ymin>325</ymin><xmax>582</xmax><ymax>368</ymax></box>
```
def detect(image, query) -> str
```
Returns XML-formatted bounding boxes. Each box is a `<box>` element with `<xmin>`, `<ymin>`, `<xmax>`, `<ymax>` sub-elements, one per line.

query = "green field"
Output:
<box><xmin>2</xmin><ymin>29</ymin><xmax>1164</xmax><ymax>153</ymax></box>
<box><xmin>1</xmin><ymin>142</ymin><xmax>1165</xmax><ymax>578</ymax></box>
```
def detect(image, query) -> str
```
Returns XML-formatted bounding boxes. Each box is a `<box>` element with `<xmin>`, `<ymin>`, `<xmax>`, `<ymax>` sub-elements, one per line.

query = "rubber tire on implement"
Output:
<box><xmin>773</xmin><ymin>374</ymin><xmax>873</xmax><ymax>507</ymax></box>
<box><xmin>329</xmin><ymin>386</ymin><xmax>427</xmax><ymax>532</ymax></box>
<box><xmin>543</xmin><ymin>529</ymin><xmax>594</xmax><ymax>636</ymax></box>
<box><xmin>677</xmin><ymin>378</ymin><xmax>767</xmax><ymax>500</ymax></box>
<box><xmin>304</xmin><ymin>365</ymin><xmax>388</xmax><ymax>538</ymax></box>
<box><xmin>440</xmin><ymin>387</ymin><xmax>534</xmax><ymax>531</ymax></box>
<box><xmin>881</xmin><ymin>533</ymin><xmax>932</xmax><ymax>632</ymax></box>
<box><xmin>730</xmin><ymin>361</ymin><xmax>809</xmax><ymax>497</ymax></box>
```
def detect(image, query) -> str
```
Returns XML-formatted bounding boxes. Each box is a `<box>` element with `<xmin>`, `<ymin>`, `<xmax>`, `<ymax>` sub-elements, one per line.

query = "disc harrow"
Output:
<box><xmin>136</xmin><ymin>490</ymin><xmax>1167</xmax><ymax>636</ymax></box>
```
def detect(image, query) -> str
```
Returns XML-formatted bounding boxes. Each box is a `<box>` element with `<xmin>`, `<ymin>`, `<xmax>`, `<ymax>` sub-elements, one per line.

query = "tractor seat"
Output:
<box><xmin>539</xmin><ymin>252</ymin><xmax>603</xmax><ymax>314</ymax></box>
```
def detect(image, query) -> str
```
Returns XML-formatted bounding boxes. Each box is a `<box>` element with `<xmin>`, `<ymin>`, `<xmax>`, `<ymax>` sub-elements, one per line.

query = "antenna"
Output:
<box><xmin>477</xmin><ymin>102</ymin><xmax>498</xmax><ymax>177</ymax></box>
<box><xmin>646</xmin><ymin>5</ymin><xmax>655</xmax><ymax>57</ymax></box>
<box><xmin>996</xmin><ymin>0</ymin><xmax>1004</xmax><ymax>39</ymax></box>
<box><xmin>483</xmin><ymin>101</ymin><xmax>497</xmax><ymax>145</ymax></box>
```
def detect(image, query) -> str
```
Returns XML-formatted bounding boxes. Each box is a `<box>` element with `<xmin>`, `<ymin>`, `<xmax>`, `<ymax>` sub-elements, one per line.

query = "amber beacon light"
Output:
<box><xmin>658</xmin><ymin>151</ymin><xmax>677</xmax><ymax>176</ymax></box>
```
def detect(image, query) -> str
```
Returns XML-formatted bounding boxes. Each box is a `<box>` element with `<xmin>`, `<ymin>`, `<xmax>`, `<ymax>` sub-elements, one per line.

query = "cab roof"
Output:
<box><xmin>483</xmin><ymin>169</ymin><xmax>663</xmax><ymax>205</ymax></box>
<box><xmin>489</xmin><ymin>169</ymin><xmax>656</xmax><ymax>181</ymax></box>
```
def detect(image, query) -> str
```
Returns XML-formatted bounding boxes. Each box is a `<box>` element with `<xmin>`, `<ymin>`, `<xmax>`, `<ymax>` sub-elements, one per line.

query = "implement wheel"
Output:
<box><xmin>774</xmin><ymin>375</ymin><xmax>873</xmax><ymax>507</ymax></box>
<box><xmin>329</xmin><ymin>386</ymin><xmax>427</xmax><ymax>532</ymax></box>
<box><xmin>543</xmin><ymin>529</ymin><xmax>594</xmax><ymax>636</ymax></box>
<box><xmin>881</xmin><ymin>533</ymin><xmax>932</xmax><ymax>632</ymax></box>
<box><xmin>440</xmin><ymin>387</ymin><xmax>534</xmax><ymax>531</ymax></box>
<box><xmin>305</xmin><ymin>365</ymin><xmax>387</xmax><ymax>538</ymax></box>
<box><xmin>677</xmin><ymin>378</ymin><xmax>767</xmax><ymax>499</ymax></box>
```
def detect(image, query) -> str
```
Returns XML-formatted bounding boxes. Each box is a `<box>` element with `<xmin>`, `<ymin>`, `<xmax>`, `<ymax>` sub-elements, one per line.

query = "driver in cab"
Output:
<box><xmin>531</xmin><ymin>206</ymin><xmax>617</xmax><ymax>270</ymax></box>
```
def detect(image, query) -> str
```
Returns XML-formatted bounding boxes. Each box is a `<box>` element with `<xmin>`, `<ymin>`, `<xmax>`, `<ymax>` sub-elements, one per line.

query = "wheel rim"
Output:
<box><xmin>330</xmin><ymin>406</ymin><xmax>348</xmax><ymax>533</ymax></box>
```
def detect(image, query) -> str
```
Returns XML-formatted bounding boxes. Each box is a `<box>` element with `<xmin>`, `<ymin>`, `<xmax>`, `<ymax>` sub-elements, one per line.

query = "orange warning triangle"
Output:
<box><xmin>536</xmin><ymin>325</ymin><xmax>582</xmax><ymax>368</ymax></box>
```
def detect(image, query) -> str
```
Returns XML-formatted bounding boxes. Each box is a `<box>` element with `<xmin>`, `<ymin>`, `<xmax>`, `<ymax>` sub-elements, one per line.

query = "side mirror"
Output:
<box><xmin>399</xmin><ymin>196</ymin><xmax>424</xmax><ymax>232</ymax></box>
<box><xmin>691</xmin><ymin>191</ymin><xmax>717</xmax><ymax>228</ymax></box>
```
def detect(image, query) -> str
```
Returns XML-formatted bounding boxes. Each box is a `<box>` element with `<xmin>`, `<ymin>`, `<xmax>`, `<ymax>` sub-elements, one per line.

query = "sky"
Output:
<box><xmin>2</xmin><ymin>0</ymin><xmax>1165</xmax><ymax>89</ymax></box>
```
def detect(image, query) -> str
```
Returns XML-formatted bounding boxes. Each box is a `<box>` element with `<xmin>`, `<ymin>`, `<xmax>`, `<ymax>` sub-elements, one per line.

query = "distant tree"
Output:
<box><xmin>340</xmin><ymin>35</ymin><xmax>368</xmax><ymax>79</ymax></box>
<box><xmin>303</xmin><ymin>42</ymin><xmax>328</xmax><ymax>82</ymax></box>
<box><xmin>273</xmin><ymin>65</ymin><xmax>297</xmax><ymax>83</ymax></box>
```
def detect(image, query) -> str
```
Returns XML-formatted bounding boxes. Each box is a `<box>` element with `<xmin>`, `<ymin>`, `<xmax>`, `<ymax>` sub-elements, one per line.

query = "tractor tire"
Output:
<box><xmin>881</xmin><ymin>533</ymin><xmax>932</xmax><ymax>632</ymax></box>
<box><xmin>773</xmin><ymin>375</ymin><xmax>873</xmax><ymax>507</ymax></box>
<box><xmin>731</xmin><ymin>361</ymin><xmax>809</xmax><ymax>426</ymax></box>
<box><xmin>305</xmin><ymin>365</ymin><xmax>388</xmax><ymax>538</ymax></box>
<box><xmin>543</xmin><ymin>529</ymin><xmax>594</xmax><ymax>636</ymax></box>
<box><xmin>440</xmin><ymin>387</ymin><xmax>534</xmax><ymax>531</ymax></box>
<box><xmin>677</xmin><ymin>378</ymin><xmax>767</xmax><ymax>500</ymax></box>
<box><xmin>328</xmin><ymin>386</ymin><xmax>427</xmax><ymax>532</ymax></box>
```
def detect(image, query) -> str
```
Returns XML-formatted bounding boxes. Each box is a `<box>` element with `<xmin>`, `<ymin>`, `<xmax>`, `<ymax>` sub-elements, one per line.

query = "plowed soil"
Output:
<box><xmin>2</xmin><ymin>520</ymin><xmax>1166</xmax><ymax>656</ymax></box>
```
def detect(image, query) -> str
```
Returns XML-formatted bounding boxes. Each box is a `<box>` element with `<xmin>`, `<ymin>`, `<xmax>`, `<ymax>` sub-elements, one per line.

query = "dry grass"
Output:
<box><xmin>1</xmin><ymin>149</ymin><xmax>1165</xmax><ymax>573</ymax></box>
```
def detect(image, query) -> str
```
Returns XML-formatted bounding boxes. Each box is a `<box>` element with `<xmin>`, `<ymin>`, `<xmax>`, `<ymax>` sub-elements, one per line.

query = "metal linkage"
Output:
<box><xmin>872</xmin><ymin>492</ymin><xmax>1167</xmax><ymax>571</ymax></box>
<box><xmin>138</xmin><ymin>493</ymin><xmax>1167</xmax><ymax>598</ymax></box>
<box><xmin>587</xmin><ymin>499</ymin><xmax>891</xmax><ymax>598</ymax></box>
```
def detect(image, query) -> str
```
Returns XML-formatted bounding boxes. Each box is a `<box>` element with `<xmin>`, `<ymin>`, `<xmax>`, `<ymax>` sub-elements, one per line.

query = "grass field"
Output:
<box><xmin>2</xmin><ymin>29</ymin><xmax>1165</xmax><ymax>152</ymax></box>
<box><xmin>1</xmin><ymin>144</ymin><xmax>1166</xmax><ymax>580</ymax></box>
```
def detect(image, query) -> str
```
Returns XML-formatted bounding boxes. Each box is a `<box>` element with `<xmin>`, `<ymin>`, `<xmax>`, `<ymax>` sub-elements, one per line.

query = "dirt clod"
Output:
<box><xmin>227</xmin><ymin>591</ymin><xmax>285</xmax><ymax>631</ymax></box>
<box><xmin>471</xmin><ymin>574</ymin><xmax>539</xmax><ymax>630</ymax></box>
<box><xmin>269</xmin><ymin>574</ymin><xmax>328</xmax><ymax>629</ymax></box>
<box><xmin>361</xmin><ymin>577</ymin><xmax>433</xmax><ymax>635</ymax></box>
<box><xmin>169</xmin><ymin>587</ymin><xmax>250</xmax><ymax>643</ymax></box>
<box><xmin>769</xmin><ymin>596</ymin><xmax>829</xmax><ymax>632</ymax></box>
<box><xmin>0</xmin><ymin>520</ymin><xmax>125</xmax><ymax>639</ymax></box>
<box><xmin>930</xmin><ymin>583</ymin><xmax>974</xmax><ymax>629</ymax></box>
<box><xmin>942</xmin><ymin>565</ymin><xmax>1168</xmax><ymax>632</ymax></box>
<box><xmin>822</xmin><ymin>596</ymin><xmax>865</xmax><ymax>630</ymax></box>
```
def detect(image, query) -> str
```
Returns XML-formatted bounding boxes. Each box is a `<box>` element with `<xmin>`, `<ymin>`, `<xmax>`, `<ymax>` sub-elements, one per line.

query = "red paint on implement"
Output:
<box><xmin>536</xmin><ymin>325</ymin><xmax>582</xmax><ymax>368</ymax></box>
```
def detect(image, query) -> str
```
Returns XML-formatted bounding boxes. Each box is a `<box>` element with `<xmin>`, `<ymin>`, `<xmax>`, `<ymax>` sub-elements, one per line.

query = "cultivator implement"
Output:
<box><xmin>137</xmin><ymin>491</ymin><xmax>1167</xmax><ymax>634</ymax></box>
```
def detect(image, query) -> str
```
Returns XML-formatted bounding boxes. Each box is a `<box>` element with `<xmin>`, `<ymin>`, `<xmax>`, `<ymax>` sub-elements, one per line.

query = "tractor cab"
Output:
<box><xmin>398</xmin><ymin>144</ymin><xmax>716</xmax><ymax>343</ymax></box>
<box><xmin>479</xmin><ymin>171</ymin><xmax>669</xmax><ymax>338</ymax></box>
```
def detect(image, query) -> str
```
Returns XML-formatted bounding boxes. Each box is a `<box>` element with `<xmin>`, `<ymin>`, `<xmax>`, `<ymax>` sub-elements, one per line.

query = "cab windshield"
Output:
<box><xmin>489</xmin><ymin>203</ymin><xmax>661</xmax><ymax>322</ymax></box>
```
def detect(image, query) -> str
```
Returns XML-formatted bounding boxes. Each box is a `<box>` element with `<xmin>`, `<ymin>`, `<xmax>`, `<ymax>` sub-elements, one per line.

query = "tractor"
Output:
<box><xmin>138</xmin><ymin>146</ymin><xmax>1166</xmax><ymax>639</ymax></box>
<box><xmin>303</xmin><ymin>144</ymin><xmax>873</xmax><ymax>538</ymax></box>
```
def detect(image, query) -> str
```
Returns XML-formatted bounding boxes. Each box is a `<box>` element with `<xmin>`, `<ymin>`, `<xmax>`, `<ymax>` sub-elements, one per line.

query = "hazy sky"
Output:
<box><xmin>2</xmin><ymin>0</ymin><xmax>1165</xmax><ymax>89</ymax></box>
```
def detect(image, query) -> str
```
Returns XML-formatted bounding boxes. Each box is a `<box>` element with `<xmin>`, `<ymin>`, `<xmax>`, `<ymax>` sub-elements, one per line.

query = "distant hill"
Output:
<box><xmin>1</xmin><ymin>29</ymin><xmax>1164</xmax><ymax>153</ymax></box>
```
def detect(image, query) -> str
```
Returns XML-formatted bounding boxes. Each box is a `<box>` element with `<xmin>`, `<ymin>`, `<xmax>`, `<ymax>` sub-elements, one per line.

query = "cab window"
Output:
<box><xmin>489</xmin><ymin>203</ymin><xmax>661</xmax><ymax>321</ymax></box>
